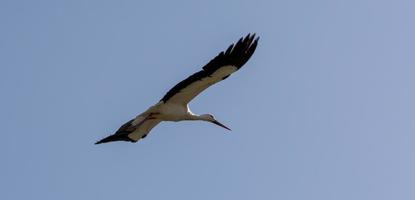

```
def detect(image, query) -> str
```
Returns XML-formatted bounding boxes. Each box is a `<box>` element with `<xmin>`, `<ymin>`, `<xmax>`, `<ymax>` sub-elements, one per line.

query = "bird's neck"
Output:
<box><xmin>187</xmin><ymin>114</ymin><xmax>209</xmax><ymax>121</ymax></box>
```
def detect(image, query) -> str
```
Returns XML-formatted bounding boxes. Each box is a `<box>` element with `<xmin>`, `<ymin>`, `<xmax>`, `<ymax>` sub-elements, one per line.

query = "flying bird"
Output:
<box><xmin>95</xmin><ymin>33</ymin><xmax>259</xmax><ymax>144</ymax></box>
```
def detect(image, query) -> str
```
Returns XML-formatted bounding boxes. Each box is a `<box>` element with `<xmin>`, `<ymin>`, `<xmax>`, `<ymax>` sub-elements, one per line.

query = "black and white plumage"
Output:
<box><xmin>95</xmin><ymin>33</ymin><xmax>259</xmax><ymax>144</ymax></box>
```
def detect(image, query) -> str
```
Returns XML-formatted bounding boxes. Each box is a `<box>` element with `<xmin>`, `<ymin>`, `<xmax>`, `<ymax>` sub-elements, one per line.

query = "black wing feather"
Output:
<box><xmin>160</xmin><ymin>33</ymin><xmax>259</xmax><ymax>103</ymax></box>
<box><xmin>95</xmin><ymin>119</ymin><xmax>136</xmax><ymax>144</ymax></box>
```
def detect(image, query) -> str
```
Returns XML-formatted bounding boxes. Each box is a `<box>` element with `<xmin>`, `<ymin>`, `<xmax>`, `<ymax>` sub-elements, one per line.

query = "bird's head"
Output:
<box><xmin>201</xmin><ymin>114</ymin><xmax>231</xmax><ymax>131</ymax></box>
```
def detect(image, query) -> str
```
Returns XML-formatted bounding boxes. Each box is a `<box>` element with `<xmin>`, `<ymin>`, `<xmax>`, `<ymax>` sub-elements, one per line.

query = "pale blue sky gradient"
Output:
<box><xmin>1</xmin><ymin>0</ymin><xmax>415</xmax><ymax>199</ymax></box>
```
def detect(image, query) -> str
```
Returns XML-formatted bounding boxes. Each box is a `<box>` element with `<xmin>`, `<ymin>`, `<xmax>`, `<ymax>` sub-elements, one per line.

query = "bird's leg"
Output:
<box><xmin>147</xmin><ymin>112</ymin><xmax>161</xmax><ymax>120</ymax></box>
<box><xmin>133</xmin><ymin>112</ymin><xmax>161</xmax><ymax>128</ymax></box>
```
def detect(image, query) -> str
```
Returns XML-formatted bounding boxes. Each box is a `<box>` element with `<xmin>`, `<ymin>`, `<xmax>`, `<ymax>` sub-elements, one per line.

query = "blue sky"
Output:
<box><xmin>1</xmin><ymin>0</ymin><xmax>414</xmax><ymax>199</ymax></box>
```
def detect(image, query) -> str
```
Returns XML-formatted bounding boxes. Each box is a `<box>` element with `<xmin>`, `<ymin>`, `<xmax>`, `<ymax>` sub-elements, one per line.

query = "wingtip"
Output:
<box><xmin>243</xmin><ymin>33</ymin><xmax>259</xmax><ymax>48</ymax></box>
<box><xmin>248</xmin><ymin>32</ymin><xmax>259</xmax><ymax>41</ymax></box>
<box><xmin>94</xmin><ymin>134</ymin><xmax>136</xmax><ymax>145</ymax></box>
<box><xmin>246</xmin><ymin>32</ymin><xmax>258</xmax><ymax>38</ymax></box>
<box><xmin>94</xmin><ymin>137</ymin><xmax>109</xmax><ymax>145</ymax></box>
<box><xmin>246</xmin><ymin>33</ymin><xmax>251</xmax><ymax>39</ymax></box>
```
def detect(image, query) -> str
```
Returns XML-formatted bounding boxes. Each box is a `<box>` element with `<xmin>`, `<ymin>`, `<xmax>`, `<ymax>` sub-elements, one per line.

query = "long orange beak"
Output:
<box><xmin>211</xmin><ymin>120</ymin><xmax>232</xmax><ymax>131</ymax></box>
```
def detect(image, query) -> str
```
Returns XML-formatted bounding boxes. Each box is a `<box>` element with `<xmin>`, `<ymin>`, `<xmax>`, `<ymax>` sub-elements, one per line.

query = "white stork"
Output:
<box><xmin>95</xmin><ymin>33</ymin><xmax>259</xmax><ymax>144</ymax></box>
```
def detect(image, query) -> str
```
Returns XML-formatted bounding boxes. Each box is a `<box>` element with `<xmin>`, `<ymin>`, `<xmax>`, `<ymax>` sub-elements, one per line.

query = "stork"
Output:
<box><xmin>95</xmin><ymin>33</ymin><xmax>259</xmax><ymax>144</ymax></box>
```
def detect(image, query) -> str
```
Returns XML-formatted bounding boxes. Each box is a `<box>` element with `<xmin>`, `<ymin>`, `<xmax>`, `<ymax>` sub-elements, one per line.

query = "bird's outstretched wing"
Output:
<box><xmin>95</xmin><ymin>114</ymin><xmax>161</xmax><ymax>144</ymax></box>
<box><xmin>160</xmin><ymin>33</ymin><xmax>259</xmax><ymax>105</ymax></box>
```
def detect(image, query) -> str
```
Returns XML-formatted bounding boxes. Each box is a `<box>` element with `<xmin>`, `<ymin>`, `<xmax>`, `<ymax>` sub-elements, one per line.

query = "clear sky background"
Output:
<box><xmin>1</xmin><ymin>0</ymin><xmax>414</xmax><ymax>199</ymax></box>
